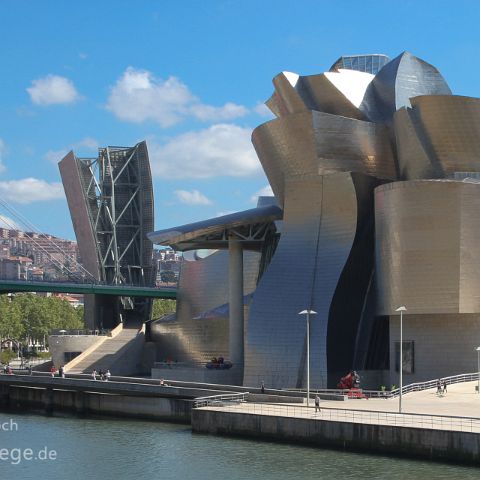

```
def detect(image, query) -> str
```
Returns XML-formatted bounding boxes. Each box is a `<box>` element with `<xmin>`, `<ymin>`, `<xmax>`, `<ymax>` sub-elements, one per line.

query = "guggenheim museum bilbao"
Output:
<box><xmin>63</xmin><ymin>52</ymin><xmax>480</xmax><ymax>389</ymax></box>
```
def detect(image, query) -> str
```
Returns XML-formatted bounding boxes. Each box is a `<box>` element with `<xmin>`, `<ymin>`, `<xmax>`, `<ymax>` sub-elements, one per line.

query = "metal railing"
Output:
<box><xmin>194</xmin><ymin>392</ymin><xmax>249</xmax><ymax>408</ymax></box>
<box><xmin>50</xmin><ymin>329</ymin><xmax>111</xmax><ymax>336</ymax></box>
<box><xmin>288</xmin><ymin>372</ymin><xmax>480</xmax><ymax>399</ymax></box>
<box><xmin>196</xmin><ymin>401</ymin><xmax>480</xmax><ymax>433</ymax></box>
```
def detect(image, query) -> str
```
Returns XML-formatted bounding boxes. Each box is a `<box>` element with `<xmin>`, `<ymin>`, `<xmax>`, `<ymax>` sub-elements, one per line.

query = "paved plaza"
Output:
<box><xmin>200</xmin><ymin>381</ymin><xmax>480</xmax><ymax>433</ymax></box>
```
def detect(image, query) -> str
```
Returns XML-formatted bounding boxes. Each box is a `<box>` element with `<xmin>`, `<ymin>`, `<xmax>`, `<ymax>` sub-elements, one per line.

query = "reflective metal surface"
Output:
<box><xmin>376</xmin><ymin>180</ymin><xmax>480</xmax><ymax>315</ymax></box>
<box><xmin>244</xmin><ymin>172</ymin><xmax>379</xmax><ymax>388</ymax></box>
<box><xmin>148</xmin><ymin>204</ymin><xmax>282</xmax><ymax>251</ymax></box>
<box><xmin>149</xmin><ymin>50</ymin><xmax>480</xmax><ymax>388</ymax></box>
<box><xmin>252</xmin><ymin>111</ymin><xmax>396</xmax><ymax>205</ymax></box>
<box><xmin>150</xmin><ymin>250</ymin><xmax>261</xmax><ymax>366</ymax></box>
<box><xmin>363</xmin><ymin>51</ymin><xmax>452</xmax><ymax>123</ymax></box>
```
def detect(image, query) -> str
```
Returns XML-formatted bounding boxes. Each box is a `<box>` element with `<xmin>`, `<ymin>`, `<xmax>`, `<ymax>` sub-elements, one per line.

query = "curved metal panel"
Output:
<box><xmin>244</xmin><ymin>173</ymin><xmax>360</xmax><ymax>389</ymax></box>
<box><xmin>409</xmin><ymin>95</ymin><xmax>480</xmax><ymax>176</ymax></box>
<box><xmin>252</xmin><ymin>111</ymin><xmax>396</xmax><ymax>205</ymax></box>
<box><xmin>363</xmin><ymin>51</ymin><xmax>451</xmax><ymax>122</ymax></box>
<box><xmin>267</xmin><ymin>70</ymin><xmax>373</xmax><ymax>121</ymax></box>
<box><xmin>298</xmin><ymin>72</ymin><xmax>370</xmax><ymax>120</ymax></box>
<box><xmin>270</xmin><ymin>72</ymin><xmax>306</xmax><ymax>116</ymax></box>
<box><xmin>150</xmin><ymin>250</ymin><xmax>261</xmax><ymax>365</ymax></box>
<box><xmin>375</xmin><ymin>180</ymin><xmax>480</xmax><ymax>315</ymax></box>
<box><xmin>393</xmin><ymin>107</ymin><xmax>439</xmax><ymax>179</ymax></box>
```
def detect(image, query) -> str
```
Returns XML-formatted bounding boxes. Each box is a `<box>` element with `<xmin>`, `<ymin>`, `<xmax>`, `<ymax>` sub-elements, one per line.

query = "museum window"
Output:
<box><xmin>394</xmin><ymin>341</ymin><xmax>414</xmax><ymax>374</ymax></box>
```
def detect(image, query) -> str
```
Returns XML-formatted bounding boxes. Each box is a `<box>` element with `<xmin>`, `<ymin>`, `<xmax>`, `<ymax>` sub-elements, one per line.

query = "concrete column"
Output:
<box><xmin>228</xmin><ymin>235</ymin><xmax>244</xmax><ymax>370</ymax></box>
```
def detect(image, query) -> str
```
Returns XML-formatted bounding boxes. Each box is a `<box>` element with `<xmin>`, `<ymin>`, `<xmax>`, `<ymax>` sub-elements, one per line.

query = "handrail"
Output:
<box><xmin>195</xmin><ymin>401</ymin><xmax>480</xmax><ymax>433</ymax></box>
<box><xmin>194</xmin><ymin>392</ymin><xmax>249</xmax><ymax>408</ymax></box>
<box><xmin>288</xmin><ymin>372</ymin><xmax>480</xmax><ymax>399</ymax></box>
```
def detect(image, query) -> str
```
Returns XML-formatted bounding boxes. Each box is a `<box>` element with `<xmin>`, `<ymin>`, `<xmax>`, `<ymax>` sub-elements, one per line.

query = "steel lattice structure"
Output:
<box><xmin>59</xmin><ymin>141</ymin><xmax>154</xmax><ymax>328</ymax></box>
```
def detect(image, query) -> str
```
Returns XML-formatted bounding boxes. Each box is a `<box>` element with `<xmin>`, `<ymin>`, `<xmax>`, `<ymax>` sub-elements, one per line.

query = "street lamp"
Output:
<box><xmin>476</xmin><ymin>347</ymin><xmax>480</xmax><ymax>394</ymax></box>
<box><xmin>299</xmin><ymin>309</ymin><xmax>317</xmax><ymax>407</ymax></box>
<box><xmin>395</xmin><ymin>306</ymin><xmax>407</xmax><ymax>414</ymax></box>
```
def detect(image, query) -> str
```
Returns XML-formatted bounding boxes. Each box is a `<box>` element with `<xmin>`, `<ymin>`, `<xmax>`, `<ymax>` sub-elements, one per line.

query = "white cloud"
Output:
<box><xmin>174</xmin><ymin>189</ymin><xmax>212</xmax><ymax>206</ymax></box>
<box><xmin>0</xmin><ymin>215</ymin><xmax>20</xmax><ymax>230</ymax></box>
<box><xmin>44</xmin><ymin>149</ymin><xmax>68</xmax><ymax>164</ymax></box>
<box><xmin>0</xmin><ymin>139</ymin><xmax>6</xmax><ymax>173</ymax></box>
<box><xmin>75</xmin><ymin>137</ymin><xmax>98</xmax><ymax>149</ymax></box>
<box><xmin>150</xmin><ymin>124</ymin><xmax>261</xmax><ymax>179</ymax></box>
<box><xmin>254</xmin><ymin>102</ymin><xmax>275</xmax><ymax>118</ymax></box>
<box><xmin>106</xmin><ymin>67</ymin><xmax>248</xmax><ymax>127</ymax></box>
<box><xmin>27</xmin><ymin>75</ymin><xmax>81</xmax><ymax>106</ymax></box>
<box><xmin>0</xmin><ymin>178</ymin><xmax>64</xmax><ymax>204</ymax></box>
<box><xmin>44</xmin><ymin>137</ymin><xmax>98</xmax><ymax>163</ymax></box>
<box><xmin>216</xmin><ymin>210</ymin><xmax>237</xmax><ymax>217</ymax></box>
<box><xmin>250</xmin><ymin>185</ymin><xmax>274</xmax><ymax>203</ymax></box>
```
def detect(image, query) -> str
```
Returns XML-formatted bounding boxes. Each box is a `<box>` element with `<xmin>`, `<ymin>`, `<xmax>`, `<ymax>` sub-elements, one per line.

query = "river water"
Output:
<box><xmin>0</xmin><ymin>412</ymin><xmax>478</xmax><ymax>479</ymax></box>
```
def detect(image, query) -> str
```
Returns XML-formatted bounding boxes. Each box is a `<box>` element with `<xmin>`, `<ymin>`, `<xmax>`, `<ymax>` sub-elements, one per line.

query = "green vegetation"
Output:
<box><xmin>151</xmin><ymin>299</ymin><xmax>176</xmax><ymax>320</ymax></box>
<box><xmin>0</xmin><ymin>294</ymin><xmax>84</xmax><ymax>346</ymax></box>
<box><xmin>0</xmin><ymin>350</ymin><xmax>16</xmax><ymax>364</ymax></box>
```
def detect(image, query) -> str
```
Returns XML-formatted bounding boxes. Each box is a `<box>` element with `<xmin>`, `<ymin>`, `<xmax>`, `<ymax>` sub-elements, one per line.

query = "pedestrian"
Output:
<box><xmin>27</xmin><ymin>365</ymin><xmax>32</xmax><ymax>376</ymax></box>
<box><xmin>436</xmin><ymin>378</ymin><xmax>442</xmax><ymax>395</ymax></box>
<box><xmin>98</xmin><ymin>369</ymin><xmax>104</xmax><ymax>381</ymax></box>
<box><xmin>315</xmin><ymin>394</ymin><xmax>321</xmax><ymax>413</ymax></box>
<box><xmin>105</xmin><ymin>369</ymin><xmax>111</xmax><ymax>381</ymax></box>
<box><xmin>59</xmin><ymin>366</ymin><xmax>65</xmax><ymax>378</ymax></box>
<box><xmin>261</xmin><ymin>381</ymin><xmax>265</xmax><ymax>394</ymax></box>
<box><xmin>50</xmin><ymin>366</ymin><xmax>57</xmax><ymax>378</ymax></box>
<box><xmin>443</xmin><ymin>380</ymin><xmax>447</xmax><ymax>394</ymax></box>
<box><xmin>3</xmin><ymin>364</ymin><xmax>8</xmax><ymax>374</ymax></box>
<box><xmin>92</xmin><ymin>369</ymin><xmax>97</xmax><ymax>381</ymax></box>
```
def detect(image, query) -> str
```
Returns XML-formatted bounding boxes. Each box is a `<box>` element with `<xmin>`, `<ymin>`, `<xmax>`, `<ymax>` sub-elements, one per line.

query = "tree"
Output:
<box><xmin>0</xmin><ymin>295</ymin><xmax>24</xmax><ymax>340</ymax></box>
<box><xmin>151</xmin><ymin>299</ymin><xmax>176</xmax><ymax>320</ymax></box>
<box><xmin>0</xmin><ymin>293</ymin><xmax>85</xmax><ymax>345</ymax></box>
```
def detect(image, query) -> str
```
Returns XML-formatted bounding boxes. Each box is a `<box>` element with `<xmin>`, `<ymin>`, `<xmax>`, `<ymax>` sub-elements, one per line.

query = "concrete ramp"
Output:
<box><xmin>65</xmin><ymin>324</ymin><xmax>146</xmax><ymax>376</ymax></box>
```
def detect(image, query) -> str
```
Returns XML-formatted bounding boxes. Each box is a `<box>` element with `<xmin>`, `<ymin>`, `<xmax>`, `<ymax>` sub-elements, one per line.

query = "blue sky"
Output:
<box><xmin>0</xmin><ymin>0</ymin><xmax>479</xmax><ymax>240</ymax></box>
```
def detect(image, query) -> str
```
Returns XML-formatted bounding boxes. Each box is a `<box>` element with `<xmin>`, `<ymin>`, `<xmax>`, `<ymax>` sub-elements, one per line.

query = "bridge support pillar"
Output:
<box><xmin>228</xmin><ymin>235</ymin><xmax>244</xmax><ymax>381</ymax></box>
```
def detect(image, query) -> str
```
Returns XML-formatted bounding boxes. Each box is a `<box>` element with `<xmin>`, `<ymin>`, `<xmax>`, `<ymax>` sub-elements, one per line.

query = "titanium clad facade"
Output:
<box><xmin>409</xmin><ymin>96</ymin><xmax>480</xmax><ymax>176</ymax></box>
<box><xmin>244</xmin><ymin>172</ymin><xmax>380</xmax><ymax>388</ymax></box>
<box><xmin>395</xmin><ymin>96</ymin><xmax>480</xmax><ymax>180</ymax></box>
<box><xmin>393</xmin><ymin>107</ymin><xmax>438</xmax><ymax>180</ymax></box>
<box><xmin>376</xmin><ymin>180</ymin><xmax>480</xmax><ymax>315</ymax></box>
<box><xmin>149</xmin><ymin>50</ymin><xmax>480</xmax><ymax>387</ymax></box>
<box><xmin>364</xmin><ymin>52</ymin><xmax>452</xmax><ymax>123</ymax></box>
<box><xmin>252</xmin><ymin>111</ymin><xmax>396</xmax><ymax>205</ymax></box>
<box><xmin>150</xmin><ymin>250</ymin><xmax>261</xmax><ymax>372</ymax></box>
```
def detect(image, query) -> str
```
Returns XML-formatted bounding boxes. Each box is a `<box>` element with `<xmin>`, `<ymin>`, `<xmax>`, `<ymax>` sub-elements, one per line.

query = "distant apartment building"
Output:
<box><xmin>0</xmin><ymin>256</ymin><xmax>33</xmax><ymax>280</ymax></box>
<box><xmin>0</xmin><ymin>227</ymin><xmax>81</xmax><ymax>281</ymax></box>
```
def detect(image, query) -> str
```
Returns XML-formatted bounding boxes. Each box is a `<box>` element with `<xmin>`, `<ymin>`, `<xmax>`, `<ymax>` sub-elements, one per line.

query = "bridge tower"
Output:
<box><xmin>59</xmin><ymin>141</ymin><xmax>155</xmax><ymax>329</ymax></box>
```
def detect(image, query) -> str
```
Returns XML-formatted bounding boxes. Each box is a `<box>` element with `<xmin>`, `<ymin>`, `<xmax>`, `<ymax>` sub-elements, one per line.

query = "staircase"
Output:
<box><xmin>66</xmin><ymin>323</ymin><xmax>146</xmax><ymax>376</ymax></box>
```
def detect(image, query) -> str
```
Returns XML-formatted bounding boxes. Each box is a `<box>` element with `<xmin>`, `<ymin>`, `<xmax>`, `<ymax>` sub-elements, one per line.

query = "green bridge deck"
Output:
<box><xmin>0</xmin><ymin>280</ymin><xmax>176</xmax><ymax>299</ymax></box>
